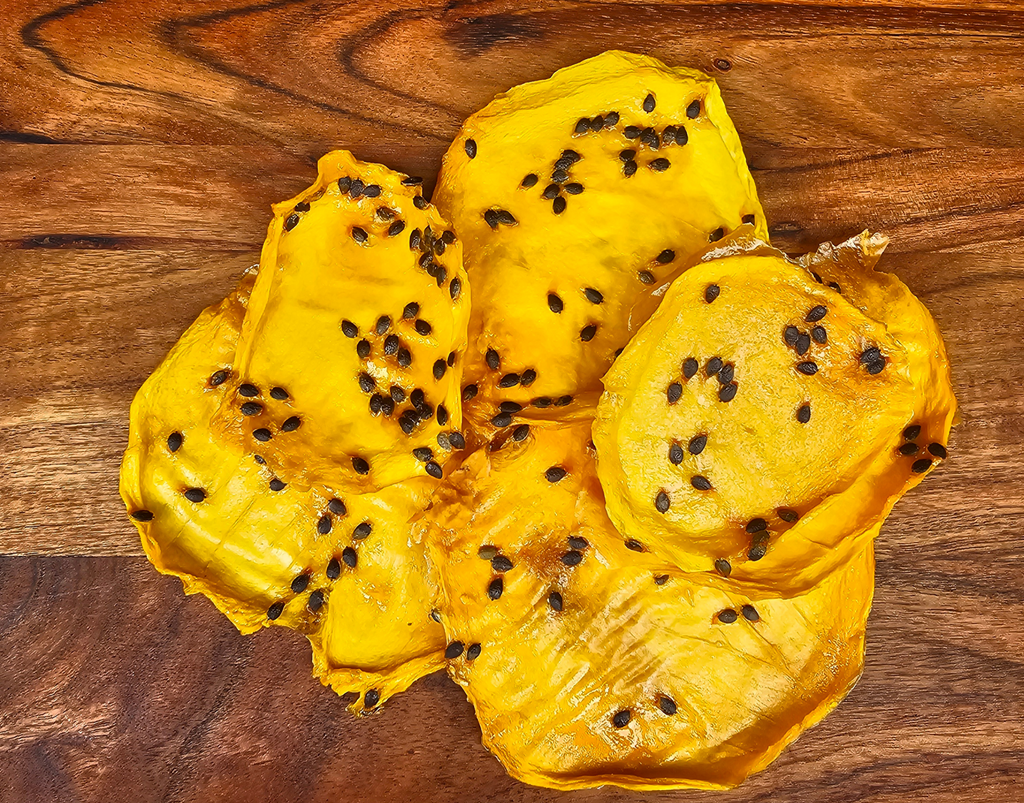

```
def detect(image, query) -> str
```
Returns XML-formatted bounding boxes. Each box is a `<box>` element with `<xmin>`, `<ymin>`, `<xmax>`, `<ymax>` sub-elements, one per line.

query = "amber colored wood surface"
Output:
<box><xmin>1</xmin><ymin>1</ymin><xmax>1022</xmax><ymax>800</ymax></box>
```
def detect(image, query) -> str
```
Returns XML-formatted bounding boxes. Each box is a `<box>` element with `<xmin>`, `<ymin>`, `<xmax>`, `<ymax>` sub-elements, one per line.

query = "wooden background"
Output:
<box><xmin>1</xmin><ymin>1</ymin><xmax>1022</xmax><ymax>801</ymax></box>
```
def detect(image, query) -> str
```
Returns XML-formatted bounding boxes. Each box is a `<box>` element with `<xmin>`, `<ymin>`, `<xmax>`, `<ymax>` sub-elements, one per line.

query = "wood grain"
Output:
<box><xmin>4</xmin><ymin>1</ymin><xmax>1024</xmax><ymax>151</ymax></box>
<box><xmin>2</xmin><ymin>0</ymin><xmax>1023</xmax><ymax>799</ymax></box>
<box><xmin>0</xmin><ymin>554</ymin><xmax>1020</xmax><ymax>803</ymax></box>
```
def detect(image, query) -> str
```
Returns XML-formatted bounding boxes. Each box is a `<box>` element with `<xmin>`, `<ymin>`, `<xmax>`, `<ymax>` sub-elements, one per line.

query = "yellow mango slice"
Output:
<box><xmin>225</xmin><ymin>150</ymin><xmax>471</xmax><ymax>492</ymax></box>
<box><xmin>595</xmin><ymin>234</ymin><xmax>955</xmax><ymax>594</ymax></box>
<box><xmin>433</xmin><ymin>50</ymin><xmax>765</xmax><ymax>431</ymax></box>
<box><xmin>121</xmin><ymin>272</ymin><xmax>445</xmax><ymax>707</ymax></box>
<box><xmin>424</xmin><ymin>421</ymin><xmax>872</xmax><ymax>791</ymax></box>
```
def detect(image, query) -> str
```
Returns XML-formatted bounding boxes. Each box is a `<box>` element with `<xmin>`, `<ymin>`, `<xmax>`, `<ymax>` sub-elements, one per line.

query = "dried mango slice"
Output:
<box><xmin>595</xmin><ymin>235</ymin><xmax>955</xmax><ymax>594</ymax></box>
<box><xmin>433</xmin><ymin>50</ymin><xmax>765</xmax><ymax>428</ymax></box>
<box><xmin>225</xmin><ymin>150</ymin><xmax>471</xmax><ymax>492</ymax></box>
<box><xmin>120</xmin><ymin>274</ymin><xmax>445</xmax><ymax>704</ymax></box>
<box><xmin>424</xmin><ymin>422</ymin><xmax>873</xmax><ymax>791</ymax></box>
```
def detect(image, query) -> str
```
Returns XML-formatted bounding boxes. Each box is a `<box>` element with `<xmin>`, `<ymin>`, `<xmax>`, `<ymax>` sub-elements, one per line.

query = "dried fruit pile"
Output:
<box><xmin>121</xmin><ymin>52</ymin><xmax>956</xmax><ymax>790</ymax></box>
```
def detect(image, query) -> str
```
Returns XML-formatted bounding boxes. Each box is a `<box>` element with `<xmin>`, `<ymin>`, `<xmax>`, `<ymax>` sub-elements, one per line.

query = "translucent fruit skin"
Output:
<box><xmin>434</xmin><ymin>50</ymin><xmax>766</xmax><ymax>422</ymax></box>
<box><xmin>595</xmin><ymin>233</ymin><xmax>957</xmax><ymax>596</ymax></box>
<box><xmin>424</xmin><ymin>421</ymin><xmax>874</xmax><ymax>791</ymax></box>
<box><xmin>226</xmin><ymin>150</ymin><xmax>471</xmax><ymax>493</ymax></box>
<box><xmin>120</xmin><ymin>277</ymin><xmax>446</xmax><ymax>710</ymax></box>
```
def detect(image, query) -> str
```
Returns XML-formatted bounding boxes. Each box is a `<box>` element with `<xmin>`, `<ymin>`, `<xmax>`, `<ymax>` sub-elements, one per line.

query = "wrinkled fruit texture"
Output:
<box><xmin>307</xmin><ymin>477</ymin><xmax>446</xmax><ymax>713</ymax></box>
<box><xmin>433</xmin><ymin>50</ymin><xmax>765</xmax><ymax>431</ymax></box>
<box><xmin>225</xmin><ymin>150</ymin><xmax>471</xmax><ymax>492</ymax></box>
<box><xmin>121</xmin><ymin>272</ymin><xmax>301</xmax><ymax>634</ymax></box>
<box><xmin>424</xmin><ymin>422</ymin><xmax>873</xmax><ymax>791</ymax></box>
<box><xmin>595</xmin><ymin>233</ymin><xmax>957</xmax><ymax>595</ymax></box>
<box><xmin>121</xmin><ymin>152</ymin><xmax>457</xmax><ymax>711</ymax></box>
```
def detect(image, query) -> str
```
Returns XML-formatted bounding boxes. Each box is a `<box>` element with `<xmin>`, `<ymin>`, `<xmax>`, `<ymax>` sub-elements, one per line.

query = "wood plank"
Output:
<box><xmin>0</xmin><ymin>145</ymin><xmax>312</xmax><ymax>247</ymax></box>
<box><xmin>753</xmin><ymin>148</ymin><xmax>1024</xmax><ymax>255</ymax></box>
<box><xmin>3</xmin><ymin>0</ymin><xmax>1023</xmax><ymax>797</ymax></box>
<box><xmin>0</xmin><ymin>248</ymin><xmax>255</xmax><ymax>555</ymax></box>
<box><xmin>5</xmin><ymin>146</ymin><xmax>1024</xmax><ymax>253</ymax></box>
<box><xmin>0</xmin><ymin>555</ymin><xmax>1020</xmax><ymax>801</ymax></box>
<box><xmin>3</xmin><ymin>2</ymin><xmax>1024</xmax><ymax>150</ymax></box>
